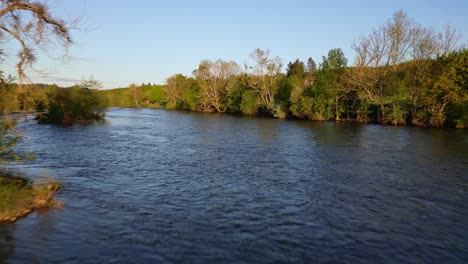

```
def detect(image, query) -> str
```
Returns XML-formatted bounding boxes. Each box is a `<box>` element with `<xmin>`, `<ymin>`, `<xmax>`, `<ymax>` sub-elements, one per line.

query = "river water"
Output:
<box><xmin>1</xmin><ymin>108</ymin><xmax>467</xmax><ymax>263</ymax></box>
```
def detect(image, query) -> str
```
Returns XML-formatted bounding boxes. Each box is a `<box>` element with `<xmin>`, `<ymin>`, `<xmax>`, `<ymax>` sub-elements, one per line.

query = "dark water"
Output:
<box><xmin>1</xmin><ymin>108</ymin><xmax>467</xmax><ymax>263</ymax></box>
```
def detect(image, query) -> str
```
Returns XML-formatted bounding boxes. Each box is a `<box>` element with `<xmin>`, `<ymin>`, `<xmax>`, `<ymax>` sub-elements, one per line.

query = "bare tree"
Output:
<box><xmin>349</xmin><ymin>10</ymin><xmax>462</xmax><ymax>124</ymax></box>
<box><xmin>385</xmin><ymin>10</ymin><xmax>414</xmax><ymax>69</ymax></box>
<box><xmin>437</xmin><ymin>24</ymin><xmax>461</xmax><ymax>56</ymax></box>
<box><xmin>407</xmin><ymin>25</ymin><xmax>439</xmax><ymax>123</ymax></box>
<box><xmin>193</xmin><ymin>59</ymin><xmax>240</xmax><ymax>112</ymax></box>
<box><xmin>349</xmin><ymin>28</ymin><xmax>389</xmax><ymax>122</ymax></box>
<box><xmin>247</xmin><ymin>48</ymin><xmax>283</xmax><ymax>110</ymax></box>
<box><xmin>0</xmin><ymin>0</ymin><xmax>74</xmax><ymax>84</ymax></box>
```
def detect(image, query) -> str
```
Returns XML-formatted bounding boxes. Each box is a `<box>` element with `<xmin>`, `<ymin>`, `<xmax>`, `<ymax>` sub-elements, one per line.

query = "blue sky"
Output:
<box><xmin>2</xmin><ymin>0</ymin><xmax>467</xmax><ymax>88</ymax></box>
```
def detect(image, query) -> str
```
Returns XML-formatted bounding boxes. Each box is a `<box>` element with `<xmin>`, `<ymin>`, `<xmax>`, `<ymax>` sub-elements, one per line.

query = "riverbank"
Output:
<box><xmin>0</xmin><ymin>174</ymin><xmax>60</xmax><ymax>224</ymax></box>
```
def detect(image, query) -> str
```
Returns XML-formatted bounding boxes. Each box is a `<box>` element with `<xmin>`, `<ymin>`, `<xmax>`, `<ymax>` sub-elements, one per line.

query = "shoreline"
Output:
<box><xmin>113</xmin><ymin>107</ymin><xmax>467</xmax><ymax>129</ymax></box>
<box><xmin>0</xmin><ymin>173</ymin><xmax>60</xmax><ymax>224</ymax></box>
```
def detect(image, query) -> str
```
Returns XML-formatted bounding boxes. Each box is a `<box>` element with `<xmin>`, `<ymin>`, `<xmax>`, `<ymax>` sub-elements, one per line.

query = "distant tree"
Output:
<box><xmin>350</xmin><ymin>10</ymin><xmax>463</xmax><ymax>125</ymax></box>
<box><xmin>286</xmin><ymin>59</ymin><xmax>305</xmax><ymax>78</ymax></box>
<box><xmin>426</xmin><ymin>49</ymin><xmax>468</xmax><ymax>127</ymax></box>
<box><xmin>406</xmin><ymin>24</ymin><xmax>439</xmax><ymax>124</ymax></box>
<box><xmin>320</xmin><ymin>48</ymin><xmax>348</xmax><ymax>121</ymax></box>
<box><xmin>437</xmin><ymin>24</ymin><xmax>461</xmax><ymax>56</ymax></box>
<box><xmin>144</xmin><ymin>85</ymin><xmax>165</xmax><ymax>104</ymax></box>
<box><xmin>80</xmin><ymin>76</ymin><xmax>103</xmax><ymax>90</ymax></box>
<box><xmin>128</xmin><ymin>83</ymin><xmax>141</xmax><ymax>107</ymax></box>
<box><xmin>247</xmin><ymin>48</ymin><xmax>283</xmax><ymax>113</ymax></box>
<box><xmin>180</xmin><ymin>77</ymin><xmax>201</xmax><ymax>111</ymax></box>
<box><xmin>40</xmin><ymin>85</ymin><xmax>105</xmax><ymax>124</ymax></box>
<box><xmin>306</xmin><ymin>57</ymin><xmax>317</xmax><ymax>75</ymax></box>
<box><xmin>193</xmin><ymin>59</ymin><xmax>240</xmax><ymax>112</ymax></box>
<box><xmin>164</xmin><ymin>74</ymin><xmax>185</xmax><ymax>107</ymax></box>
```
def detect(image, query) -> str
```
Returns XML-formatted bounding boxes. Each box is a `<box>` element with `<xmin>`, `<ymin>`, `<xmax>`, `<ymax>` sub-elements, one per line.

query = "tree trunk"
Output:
<box><xmin>335</xmin><ymin>96</ymin><xmax>340</xmax><ymax>121</ymax></box>
<box><xmin>380</xmin><ymin>103</ymin><xmax>385</xmax><ymax>124</ymax></box>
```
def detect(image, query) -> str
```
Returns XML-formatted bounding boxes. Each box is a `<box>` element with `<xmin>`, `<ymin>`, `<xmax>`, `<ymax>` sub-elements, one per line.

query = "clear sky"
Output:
<box><xmin>2</xmin><ymin>0</ymin><xmax>467</xmax><ymax>88</ymax></box>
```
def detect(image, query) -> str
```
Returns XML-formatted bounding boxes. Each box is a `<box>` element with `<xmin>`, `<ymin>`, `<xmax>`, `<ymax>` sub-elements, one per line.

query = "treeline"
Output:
<box><xmin>0</xmin><ymin>75</ymin><xmax>105</xmax><ymax>124</ymax></box>
<box><xmin>100</xmin><ymin>11</ymin><xmax>467</xmax><ymax>128</ymax></box>
<box><xmin>1</xmin><ymin>10</ymin><xmax>467</xmax><ymax>128</ymax></box>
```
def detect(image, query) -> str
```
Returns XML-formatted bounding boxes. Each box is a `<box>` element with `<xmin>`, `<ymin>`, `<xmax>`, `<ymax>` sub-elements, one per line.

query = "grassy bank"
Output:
<box><xmin>0</xmin><ymin>174</ymin><xmax>60</xmax><ymax>224</ymax></box>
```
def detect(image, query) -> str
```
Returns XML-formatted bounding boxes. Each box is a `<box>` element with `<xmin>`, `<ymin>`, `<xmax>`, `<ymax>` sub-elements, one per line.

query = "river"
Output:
<box><xmin>1</xmin><ymin>108</ymin><xmax>467</xmax><ymax>263</ymax></box>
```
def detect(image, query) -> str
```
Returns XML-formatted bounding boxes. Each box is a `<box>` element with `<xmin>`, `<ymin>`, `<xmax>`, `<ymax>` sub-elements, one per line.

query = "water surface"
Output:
<box><xmin>1</xmin><ymin>108</ymin><xmax>467</xmax><ymax>263</ymax></box>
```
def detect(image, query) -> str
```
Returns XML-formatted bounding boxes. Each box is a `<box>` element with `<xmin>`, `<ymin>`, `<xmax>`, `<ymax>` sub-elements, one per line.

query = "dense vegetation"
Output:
<box><xmin>1</xmin><ymin>56</ymin><xmax>60</xmax><ymax>223</ymax></box>
<box><xmin>95</xmin><ymin>11</ymin><xmax>466</xmax><ymax>128</ymax></box>
<box><xmin>1</xmin><ymin>10</ymin><xmax>466</xmax><ymax>128</ymax></box>
<box><xmin>37</xmin><ymin>82</ymin><xmax>106</xmax><ymax>124</ymax></box>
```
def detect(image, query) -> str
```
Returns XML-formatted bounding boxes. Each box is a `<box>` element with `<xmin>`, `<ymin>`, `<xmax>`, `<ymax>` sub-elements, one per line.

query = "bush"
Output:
<box><xmin>39</xmin><ymin>86</ymin><xmax>105</xmax><ymax>124</ymax></box>
<box><xmin>240</xmin><ymin>91</ymin><xmax>259</xmax><ymax>115</ymax></box>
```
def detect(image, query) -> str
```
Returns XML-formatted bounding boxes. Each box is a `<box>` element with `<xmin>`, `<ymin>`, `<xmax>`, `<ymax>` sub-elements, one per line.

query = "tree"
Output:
<box><xmin>0</xmin><ymin>51</ymin><xmax>17</xmax><ymax>115</ymax></box>
<box><xmin>80</xmin><ymin>75</ymin><xmax>103</xmax><ymax>90</ymax></box>
<box><xmin>350</xmin><ymin>10</ymin><xmax>421</xmax><ymax>123</ymax></box>
<box><xmin>426</xmin><ymin>49</ymin><xmax>468</xmax><ymax>127</ymax></box>
<box><xmin>438</xmin><ymin>24</ymin><xmax>461</xmax><ymax>56</ymax></box>
<box><xmin>128</xmin><ymin>83</ymin><xmax>141</xmax><ymax>107</ymax></box>
<box><xmin>286</xmin><ymin>59</ymin><xmax>305</xmax><ymax>78</ymax></box>
<box><xmin>306</xmin><ymin>57</ymin><xmax>317</xmax><ymax>75</ymax></box>
<box><xmin>164</xmin><ymin>74</ymin><xmax>185</xmax><ymax>107</ymax></box>
<box><xmin>247</xmin><ymin>48</ymin><xmax>283</xmax><ymax>113</ymax></box>
<box><xmin>350</xmin><ymin>10</ymin><xmax>463</xmax><ymax>125</ymax></box>
<box><xmin>320</xmin><ymin>48</ymin><xmax>348</xmax><ymax>121</ymax></box>
<box><xmin>193</xmin><ymin>59</ymin><xmax>240</xmax><ymax>112</ymax></box>
<box><xmin>406</xmin><ymin>25</ymin><xmax>439</xmax><ymax>124</ymax></box>
<box><xmin>0</xmin><ymin>0</ymin><xmax>74</xmax><ymax>113</ymax></box>
<box><xmin>144</xmin><ymin>85</ymin><xmax>165</xmax><ymax>104</ymax></box>
<box><xmin>39</xmin><ymin>85</ymin><xmax>105</xmax><ymax>124</ymax></box>
<box><xmin>0</xmin><ymin>0</ymin><xmax>73</xmax><ymax>82</ymax></box>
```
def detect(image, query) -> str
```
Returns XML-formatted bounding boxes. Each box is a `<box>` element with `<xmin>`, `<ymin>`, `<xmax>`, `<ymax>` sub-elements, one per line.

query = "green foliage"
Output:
<box><xmin>143</xmin><ymin>85</ymin><xmax>165</xmax><ymax>103</ymax></box>
<box><xmin>306</xmin><ymin>57</ymin><xmax>317</xmax><ymax>75</ymax></box>
<box><xmin>0</xmin><ymin>80</ymin><xmax>17</xmax><ymax>113</ymax></box>
<box><xmin>275</xmin><ymin>76</ymin><xmax>294</xmax><ymax>106</ymax></box>
<box><xmin>0</xmin><ymin>174</ymin><xmax>34</xmax><ymax>215</ymax></box>
<box><xmin>79</xmin><ymin>44</ymin><xmax>465</xmax><ymax>128</ymax></box>
<box><xmin>426</xmin><ymin>49</ymin><xmax>468</xmax><ymax>127</ymax></box>
<box><xmin>240</xmin><ymin>91</ymin><xmax>260</xmax><ymax>115</ymax></box>
<box><xmin>286</xmin><ymin>59</ymin><xmax>305</xmax><ymax>78</ymax></box>
<box><xmin>0</xmin><ymin>174</ymin><xmax>61</xmax><ymax>221</ymax></box>
<box><xmin>273</xmin><ymin>104</ymin><xmax>288</xmax><ymax>119</ymax></box>
<box><xmin>290</xmin><ymin>97</ymin><xmax>314</xmax><ymax>119</ymax></box>
<box><xmin>226</xmin><ymin>77</ymin><xmax>246</xmax><ymax>113</ymax></box>
<box><xmin>95</xmin><ymin>48</ymin><xmax>465</xmax><ymax>128</ymax></box>
<box><xmin>180</xmin><ymin>80</ymin><xmax>201</xmax><ymax>111</ymax></box>
<box><xmin>40</xmin><ymin>86</ymin><xmax>105</xmax><ymax>124</ymax></box>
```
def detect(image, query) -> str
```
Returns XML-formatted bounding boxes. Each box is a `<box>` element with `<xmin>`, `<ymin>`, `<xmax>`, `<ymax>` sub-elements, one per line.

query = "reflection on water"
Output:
<box><xmin>1</xmin><ymin>108</ymin><xmax>467</xmax><ymax>263</ymax></box>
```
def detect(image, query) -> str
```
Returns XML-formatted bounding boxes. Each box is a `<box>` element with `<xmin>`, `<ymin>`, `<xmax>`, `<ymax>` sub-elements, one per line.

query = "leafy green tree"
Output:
<box><xmin>163</xmin><ymin>74</ymin><xmax>199</xmax><ymax>109</ymax></box>
<box><xmin>426</xmin><ymin>49</ymin><xmax>468</xmax><ymax>127</ymax></box>
<box><xmin>144</xmin><ymin>85</ymin><xmax>165</xmax><ymax>104</ymax></box>
<box><xmin>317</xmin><ymin>48</ymin><xmax>348</xmax><ymax>121</ymax></box>
<box><xmin>225</xmin><ymin>76</ymin><xmax>246</xmax><ymax>113</ymax></box>
<box><xmin>286</xmin><ymin>59</ymin><xmax>305</xmax><ymax>78</ymax></box>
<box><xmin>41</xmin><ymin>86</ymin><xmax>105</xmax><ymax>124</ymax></box>
<box><xmin>128</xmin><ymin>83</ymin><xmax>141</xmax><ymax>107</ymax></box>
